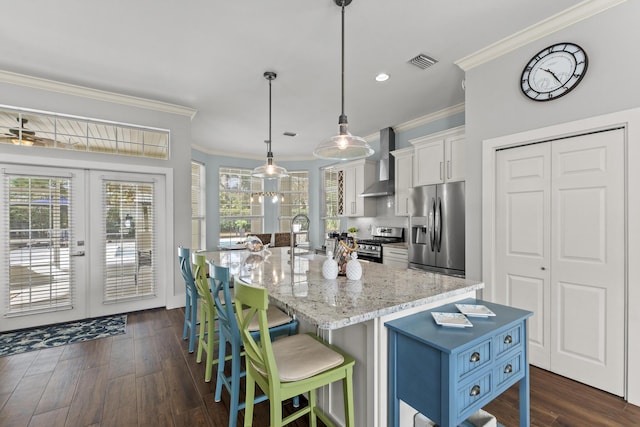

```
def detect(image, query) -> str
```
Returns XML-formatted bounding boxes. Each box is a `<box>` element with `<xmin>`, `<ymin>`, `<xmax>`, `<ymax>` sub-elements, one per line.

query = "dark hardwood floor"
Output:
<box><xmin>0</xmin><ymin>307</ymin><xmax>638</xmax><ymax>426</ymax></box>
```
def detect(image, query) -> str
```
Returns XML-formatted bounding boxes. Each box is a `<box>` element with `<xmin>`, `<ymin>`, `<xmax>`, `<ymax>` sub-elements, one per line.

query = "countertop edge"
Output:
<box><xmin>300</xmin><ymin>282</ymin><xmax>485</xmax><ymax>330</ymax></box>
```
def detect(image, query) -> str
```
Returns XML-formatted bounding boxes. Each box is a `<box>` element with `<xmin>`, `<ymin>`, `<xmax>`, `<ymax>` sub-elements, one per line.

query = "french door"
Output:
<box><xmin>1</xmin><ymin>164</ymin><xmax>166</xmax><ymax>331</ymax></box>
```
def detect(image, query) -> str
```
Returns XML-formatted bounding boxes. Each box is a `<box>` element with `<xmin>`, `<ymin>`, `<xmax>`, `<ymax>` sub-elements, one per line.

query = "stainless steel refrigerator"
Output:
<box><xmin>408</xmin><ymin>182</ymin><xmax>465</xmax><ymax>276</ymax></box>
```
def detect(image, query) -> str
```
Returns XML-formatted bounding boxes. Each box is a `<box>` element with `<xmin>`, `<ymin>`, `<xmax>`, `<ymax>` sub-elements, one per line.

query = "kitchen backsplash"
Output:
<box><xmin>345</xmin><ymin>196</ymin><xmax>409</xmax><ymax>239</ymax></box>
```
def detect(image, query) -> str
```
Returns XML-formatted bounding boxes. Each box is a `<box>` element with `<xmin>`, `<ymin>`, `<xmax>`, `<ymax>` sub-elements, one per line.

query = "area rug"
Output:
<box><xmin>0</xmin><ymin>314</ymin><xmax>127</xmax><ymax>357</ymax></box>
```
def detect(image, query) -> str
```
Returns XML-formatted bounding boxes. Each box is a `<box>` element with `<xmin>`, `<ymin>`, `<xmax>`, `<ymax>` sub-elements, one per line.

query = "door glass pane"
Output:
<box><xmin>5</xmin><ymin>174</ymin><xmax>73</xmax><ymax>314</ymax></box>
<box><xmin>103</xmin><ymin>180</ymin><xmax>154</xmax><ymax>302</ymax></box>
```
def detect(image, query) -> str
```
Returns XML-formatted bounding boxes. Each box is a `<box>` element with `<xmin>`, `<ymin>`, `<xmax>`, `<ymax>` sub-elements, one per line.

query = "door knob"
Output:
<box><xmin>541</xmin><ymin>267</ymin><xmax>546</xmax><ymax>270</ymax></box>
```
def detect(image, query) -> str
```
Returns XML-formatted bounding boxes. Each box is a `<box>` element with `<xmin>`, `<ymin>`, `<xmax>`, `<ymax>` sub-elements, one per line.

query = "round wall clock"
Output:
<box><xmin>520</xmin><ymin>42</ymin><xmax>588</xmax><ymax>102</ymax></box>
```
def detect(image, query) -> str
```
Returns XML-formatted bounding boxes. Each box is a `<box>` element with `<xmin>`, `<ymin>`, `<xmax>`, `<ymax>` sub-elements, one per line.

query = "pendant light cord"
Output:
<box><xmin>268</xmin><ymin>75</ymin><xmax>272</xmax><ymax>155</ymax></box>
<box><xmin>341</xmin><ymin>0</ymin><xmax>345</xmax><ymax>119</ymax></box>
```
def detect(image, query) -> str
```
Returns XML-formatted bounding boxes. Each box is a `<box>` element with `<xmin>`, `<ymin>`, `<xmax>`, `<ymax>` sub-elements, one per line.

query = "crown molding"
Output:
<box><xmin>455</xmin><ymin>0</ymin><xmax>627</xmax><ymax>71</ymax></box>
<box><xmin>0</xmin><ymin>70</ymin><xmax>198</xmax><ymax>119</ymax></box>
<box><xmin>362</xmin><ymin>103</ymin><xmax>466</xmax><ymax>141</ymax></box>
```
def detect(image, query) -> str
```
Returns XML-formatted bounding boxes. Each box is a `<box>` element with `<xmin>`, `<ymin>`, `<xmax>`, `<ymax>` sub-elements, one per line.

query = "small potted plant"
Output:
<box><xmin>347</xmin><ymin>227</ymin><xmax>358</xmax><ymax>238</ymax></box>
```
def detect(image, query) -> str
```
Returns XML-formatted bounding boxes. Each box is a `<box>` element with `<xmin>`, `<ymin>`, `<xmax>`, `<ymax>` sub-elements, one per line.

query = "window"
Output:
<box><xmin>279</xmin><ymin>171</ymin><xmax>309</xmax><ymax>231</ymax></box>
<box><xmin>0</xmin><ymin>106</ymin><xmax>169</xmax><ymax>159</ymax></box>
<box><xmin>191</xmin><ymin>162</ymin><xmax>205</xmax><ymax>250</ymax></box>
<box><xmin>322</xmin><ymin>168</ymin><xmax>341</xmax><ymax>236</ymax></box>
<box><xmin>4</xmin><ymin>173</ymin><xmax>73</xmax><ymax>314</ymax></box>
<box><xmin>219</xmin><ymin>167</ymin><xmax>263</xmax><ymax>246</ymax></box>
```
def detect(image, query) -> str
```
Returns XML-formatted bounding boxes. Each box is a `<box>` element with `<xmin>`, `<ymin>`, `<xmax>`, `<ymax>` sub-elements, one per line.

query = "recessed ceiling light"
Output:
<box><xmin>375</xmin><ymin>73</ymin><xmax>390</xmax><ymax>82</ymax></box>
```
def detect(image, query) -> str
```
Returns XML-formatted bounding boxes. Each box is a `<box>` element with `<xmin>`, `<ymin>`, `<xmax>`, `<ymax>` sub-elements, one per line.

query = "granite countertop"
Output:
<box><xmin>202</xmin><ymin>247</ymin><xmax>483</xmax><ymax>330</ymax></box>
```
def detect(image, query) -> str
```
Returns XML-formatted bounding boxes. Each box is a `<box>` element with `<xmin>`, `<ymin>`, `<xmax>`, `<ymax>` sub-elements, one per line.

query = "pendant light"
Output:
<box><xmin>252</xmin><ymin>71</ymin><xmax>289</xmax><ymax>179</ymax></box>
<box><xmin>313</xmin><ymin>0</ymin><xmax>373</xmax><ymax>161</ymax></box>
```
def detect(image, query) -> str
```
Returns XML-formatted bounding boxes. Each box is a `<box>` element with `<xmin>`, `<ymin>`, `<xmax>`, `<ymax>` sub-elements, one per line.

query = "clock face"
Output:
<box><xmin>521</xmin><ymin>42</ymin><xmax>588</xmax><ymax>101</ymax></box>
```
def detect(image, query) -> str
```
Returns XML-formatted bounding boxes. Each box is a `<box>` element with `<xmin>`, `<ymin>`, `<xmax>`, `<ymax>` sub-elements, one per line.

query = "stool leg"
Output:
<box><xmin>196</xmin><ymin>306</ymin><xmax>206</xmax><ymax>364</ymax></box>
<box><xmin>214</xmin><ymin>331</ymin><xmax>227</xmax><ymax>402</ymax></box>
<box><xmin>244</xmin><ymin>371</ymin><xmax>256</xmax><ymax>427</ymax></box>
<box><xmin>183</xmin><ymin>291</ymin><xmax>190</xmax><ymax>340</ymax></box>
<box><xmin>308</xmin><ymin>388</ymin><xmax>317</xmax><ymax>427</ymax></box>
<box><xmin>188</xmin><ymin>295</ymin><xmax>198</xmax><ymax>353</ymax></box>
<box><xmin>228</xmin><ymin>338</ymin><xmax>242</xmax><ymax>427</ymax></box>
<box><xmin>343</xmin><ymin>367</ymin><xmax>355</xmax><ymax>427</ymax></box>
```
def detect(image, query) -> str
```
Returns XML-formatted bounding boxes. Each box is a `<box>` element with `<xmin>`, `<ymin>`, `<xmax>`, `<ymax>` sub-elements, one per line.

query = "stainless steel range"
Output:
<box><xmin>356</xmin><ymin>226</ymin><xmax>404</xmax><ymax>263</ymax></box>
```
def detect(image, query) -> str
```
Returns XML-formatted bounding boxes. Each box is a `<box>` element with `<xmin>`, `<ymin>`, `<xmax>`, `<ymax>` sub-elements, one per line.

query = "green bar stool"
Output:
<box><xmin>234</xmin><ymin>280</ymin><xmax>356</xmax><ymax>427</ymax></box>
<box><xmin>208</xmin><ymin>260</ymin><xmax>298</xmax><ymax>427</ymax></box>
<box><xmin>192</xmin><ymin>253</ymin><xmax>231</xmax><ymax>382</ymax></box>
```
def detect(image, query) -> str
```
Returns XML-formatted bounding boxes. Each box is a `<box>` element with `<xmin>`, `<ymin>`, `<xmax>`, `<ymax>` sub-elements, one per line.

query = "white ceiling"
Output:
<box><xmin>0</xmin><ymin>0</ymin><xmax>584</xmax><ymax>160</ymax></box>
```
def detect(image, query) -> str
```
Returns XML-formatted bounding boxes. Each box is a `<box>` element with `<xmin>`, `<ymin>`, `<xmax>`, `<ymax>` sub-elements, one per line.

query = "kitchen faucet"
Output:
<box><xmin>290</xmin><ymin>214</ymin><xmax>310</xmax><ymax>266</ymax></box>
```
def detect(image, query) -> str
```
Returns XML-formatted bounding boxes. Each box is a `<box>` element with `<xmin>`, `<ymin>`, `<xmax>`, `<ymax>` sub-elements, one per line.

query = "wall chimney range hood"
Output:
<box><xmin>361</xmin><ymin>127</ymin><xmax>395</xmax><ymax>197</ymax></box>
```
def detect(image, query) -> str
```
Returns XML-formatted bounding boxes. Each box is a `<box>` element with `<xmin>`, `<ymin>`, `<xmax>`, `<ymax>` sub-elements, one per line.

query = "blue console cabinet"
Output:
<box><xmin>386</xmin><ymin>299</ymin><xmax>533</xmax><ymax>427</ymax></box>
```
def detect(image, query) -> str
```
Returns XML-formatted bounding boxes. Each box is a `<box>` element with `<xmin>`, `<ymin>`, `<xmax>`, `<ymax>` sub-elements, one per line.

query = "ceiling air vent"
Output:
<box><xmin>409</xmin><ymin>54</ymin><xmax>438</xmax><ymax>70</ymax></box>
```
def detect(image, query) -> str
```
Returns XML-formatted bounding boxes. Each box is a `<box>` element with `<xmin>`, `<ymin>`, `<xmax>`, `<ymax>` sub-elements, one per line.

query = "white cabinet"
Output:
<box><xmin>338</xmin><ymin>159</ymin><xmax>376</xmax><ymax>217</ymax></box>
<box><xmin>411</xmin><ymin>126</ymin><xmax>465</xmax><ymax>186</ymax></box>
<box><xmin>383</xmin><ymin>245</ymin><xmax>408</xmax><ymax>268</ymax></box>
<box><xmin>391</xmin><ymin>147</ymin><xmax>413</xmax><ymax>216</ymax></box>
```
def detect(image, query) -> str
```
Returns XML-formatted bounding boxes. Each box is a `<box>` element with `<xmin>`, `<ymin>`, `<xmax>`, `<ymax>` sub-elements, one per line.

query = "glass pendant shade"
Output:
<box><xmin>252</xmin><ymin>156</ymin><xmax>288</xmax><ymax>179</ymax></box>
<box><xmin>313</xmin><ymin>122</ymin><xmax>373</xmax><ymax>160</ymax></box>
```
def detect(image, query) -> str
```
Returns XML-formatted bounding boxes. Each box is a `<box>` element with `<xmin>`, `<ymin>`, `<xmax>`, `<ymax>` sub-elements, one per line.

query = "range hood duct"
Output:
<box><xmin>361</xmin><ymin>127</ymin><xmax>395</xmax><ymax>197</ymax></box>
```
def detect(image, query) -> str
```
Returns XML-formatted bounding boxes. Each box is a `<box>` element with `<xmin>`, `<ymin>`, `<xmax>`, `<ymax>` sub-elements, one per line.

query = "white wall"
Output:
<box><xmin>0</xmin><ymin>81</ymin><xmax>193</xmax><ymax>310</ymax></box>
<box><xmin>463</xmin><ymin>1</ymin><xmax>640</xmax><ymax>404</ymax></box>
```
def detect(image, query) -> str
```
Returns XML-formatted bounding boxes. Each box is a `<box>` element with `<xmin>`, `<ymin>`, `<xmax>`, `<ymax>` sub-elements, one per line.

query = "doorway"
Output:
<box><xmin>0</xmin><ymin>164</ymin><xmax>166</xmax><ymax>331</ymax></box>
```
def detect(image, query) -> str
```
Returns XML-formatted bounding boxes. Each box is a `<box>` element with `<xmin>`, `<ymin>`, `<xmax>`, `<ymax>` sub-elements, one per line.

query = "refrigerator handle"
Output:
<box><xmin>428</xmin><ymin>197</ymin><xmax>436</xmax><ymax>251</ymax></box>
<box><xmin>435</xmin><ymin>197</ymin><xmax>442</xmax><ymax>252</ymax></box>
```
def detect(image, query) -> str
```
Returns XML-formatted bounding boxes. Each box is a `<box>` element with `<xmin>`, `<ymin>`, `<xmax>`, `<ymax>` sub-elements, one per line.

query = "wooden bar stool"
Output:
<box><xmin>207</xmin><ymin>259</ymin><xmax>299</xmax><ymax>427</ymax></box>
<box><xmin>234</xmin><ymin>280</ymin><xmax>355</xmax><ymax>427</ymax></box>
<box><xmin>177</xmin><ymin>246</ymin><xmax>198</xmax><ymax>353</ymax></box>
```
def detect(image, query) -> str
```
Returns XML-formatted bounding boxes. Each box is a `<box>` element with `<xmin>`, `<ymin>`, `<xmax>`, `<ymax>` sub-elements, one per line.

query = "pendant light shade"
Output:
<box><xmin>313</xmin><ymin>0</ymin><xmax>373</xmax><ymax>161</ymax></box>
<box><xmin>253</xmin><ymin>71</ymin><xmax>288</xmax><ymax>179</ymax></box>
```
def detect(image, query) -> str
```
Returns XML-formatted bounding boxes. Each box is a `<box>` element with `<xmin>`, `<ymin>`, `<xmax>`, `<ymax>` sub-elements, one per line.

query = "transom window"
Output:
<box><xmin>0</xmin><ymin>106</ymin><xmax>169</xmax><ymax>159</ymax></box>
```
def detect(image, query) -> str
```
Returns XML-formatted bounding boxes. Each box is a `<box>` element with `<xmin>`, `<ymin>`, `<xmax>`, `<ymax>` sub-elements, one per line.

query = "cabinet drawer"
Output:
<box><xmin>456</xmin><ymin>339</ymin><xmax>491</xmax><ymax>379</ymax></box>
<box><xmin>456</xmin><ymin>371</ymin><xmax>492</xmax><ymax>416</ymax></box>
<box><xmin>494</xmin><ymin>324</ymin><xmax>523</xmax><ymax>357</ymax></box>
<box><xmin>494</xmin><ymin>351</ymin><xmax>523</xmax><ymax>389</ymax></box>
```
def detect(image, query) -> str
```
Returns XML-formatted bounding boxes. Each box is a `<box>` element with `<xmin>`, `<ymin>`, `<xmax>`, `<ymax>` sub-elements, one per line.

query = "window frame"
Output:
<box><xmin>218</xmin><ymin>167</ymin><xmax>264</xmax><ymax>246</ymax></box>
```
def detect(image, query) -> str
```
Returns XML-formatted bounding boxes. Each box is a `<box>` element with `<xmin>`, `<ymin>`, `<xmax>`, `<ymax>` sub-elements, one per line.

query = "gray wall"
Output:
<box><xmin>464</xmin><ymin>1</ymin><xmax>640</xmax><ymax>281</ymax></box>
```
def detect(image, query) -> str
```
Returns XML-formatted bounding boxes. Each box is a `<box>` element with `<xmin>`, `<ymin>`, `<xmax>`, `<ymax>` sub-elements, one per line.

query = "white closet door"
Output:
<box><xmin>550</xmin><ymin>129</ymin><xmax>625</xmax><ymax>396</ymax></box>
<box><xmin>496</xmin><ymin>144</ymin><xmax>551</xmax><ymax>369</ymax></box>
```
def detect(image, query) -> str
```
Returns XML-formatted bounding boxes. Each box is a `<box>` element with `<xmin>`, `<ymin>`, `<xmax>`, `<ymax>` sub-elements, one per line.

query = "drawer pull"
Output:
<box><xmin>469</xmin><ymin>385</ymin><xmax>481</xmax><ymax>396</ymax></box>
<box><xmin>504</xmin><ymin>364</ymin><xmax>513</xmax><ymax>374</ymax></box>
<box><xmin>504</xmin><ymin>335</ymin><xmax>513</xmax><ymax>344</ymax></box>
<box><xmin>469</xmin><ymin>352</ymin><xmax>481</xmax><ymax>363</ymax></box>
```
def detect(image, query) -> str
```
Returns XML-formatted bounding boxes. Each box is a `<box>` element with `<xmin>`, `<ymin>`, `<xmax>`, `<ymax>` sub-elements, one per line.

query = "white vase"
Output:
<box><xmin>322</xmin><ymin>251</ymin><xmax>339</xmax><ymax>279</ymax></box>
<box><xmin>346</xmin><ymin>252</ymin><xmax>362</xmax><ymax>280</ymax></box>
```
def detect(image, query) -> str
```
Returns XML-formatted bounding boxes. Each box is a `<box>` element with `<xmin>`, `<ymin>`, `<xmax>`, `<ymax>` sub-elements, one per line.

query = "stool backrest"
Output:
<box><xmin>192</xmin><ymin>253</ymin><xmax>211</xmax><ymax>301</ymax></box>
<box><xmin>208</xmin><ymin>260</ymin><xmax>238</xmax><ymax>340</ymax></box>
<box><xmin>234</xmin><ymin>280</ymin><xmax>280</xmax><ymax>386</ymax></box>
<box><xmin>178</xmin><ymin>247</ymin><xmax>196</xmax><ymax>292</ymax></box>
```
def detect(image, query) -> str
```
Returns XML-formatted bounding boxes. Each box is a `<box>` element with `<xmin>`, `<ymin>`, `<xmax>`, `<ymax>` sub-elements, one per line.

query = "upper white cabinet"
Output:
<box><xmin>338</xmin><ymin>159</ymin><xmax>376</xmax><ymax>217</ymax></box>
<box><xmin>391</xmin><ymin>147</ymin><xmax>414</xmax><ymax>216</ymax></box>
<box><xmin>411</xmin><ymin>126</ymin><xmax>465</xmax><ymax>186</ymax></box>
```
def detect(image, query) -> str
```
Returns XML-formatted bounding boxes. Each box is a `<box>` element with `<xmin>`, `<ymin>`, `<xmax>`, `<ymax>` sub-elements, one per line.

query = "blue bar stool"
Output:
<box><xmin>177</xmin><ymin>246</ymin><xmax>198</xmax><ymax>353</ymax></box>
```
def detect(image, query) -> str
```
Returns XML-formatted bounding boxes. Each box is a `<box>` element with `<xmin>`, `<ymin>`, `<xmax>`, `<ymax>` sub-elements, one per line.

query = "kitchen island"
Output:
<box><xmin>203</xmin><ymin>247</ymin><xmax>484</xmax><ymax>427</ymax></box>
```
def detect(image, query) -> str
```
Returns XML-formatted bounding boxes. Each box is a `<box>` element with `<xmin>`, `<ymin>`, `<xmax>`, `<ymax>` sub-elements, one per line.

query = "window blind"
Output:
<box><xmin>102</xmin><ymin>179</ymin><xmax>155</xmax><ymax>303</ymax></box>
<box><xmin>3</xmin><ymin>172</ymin><xmax>74</xmax><ymax>315</ymax></box>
